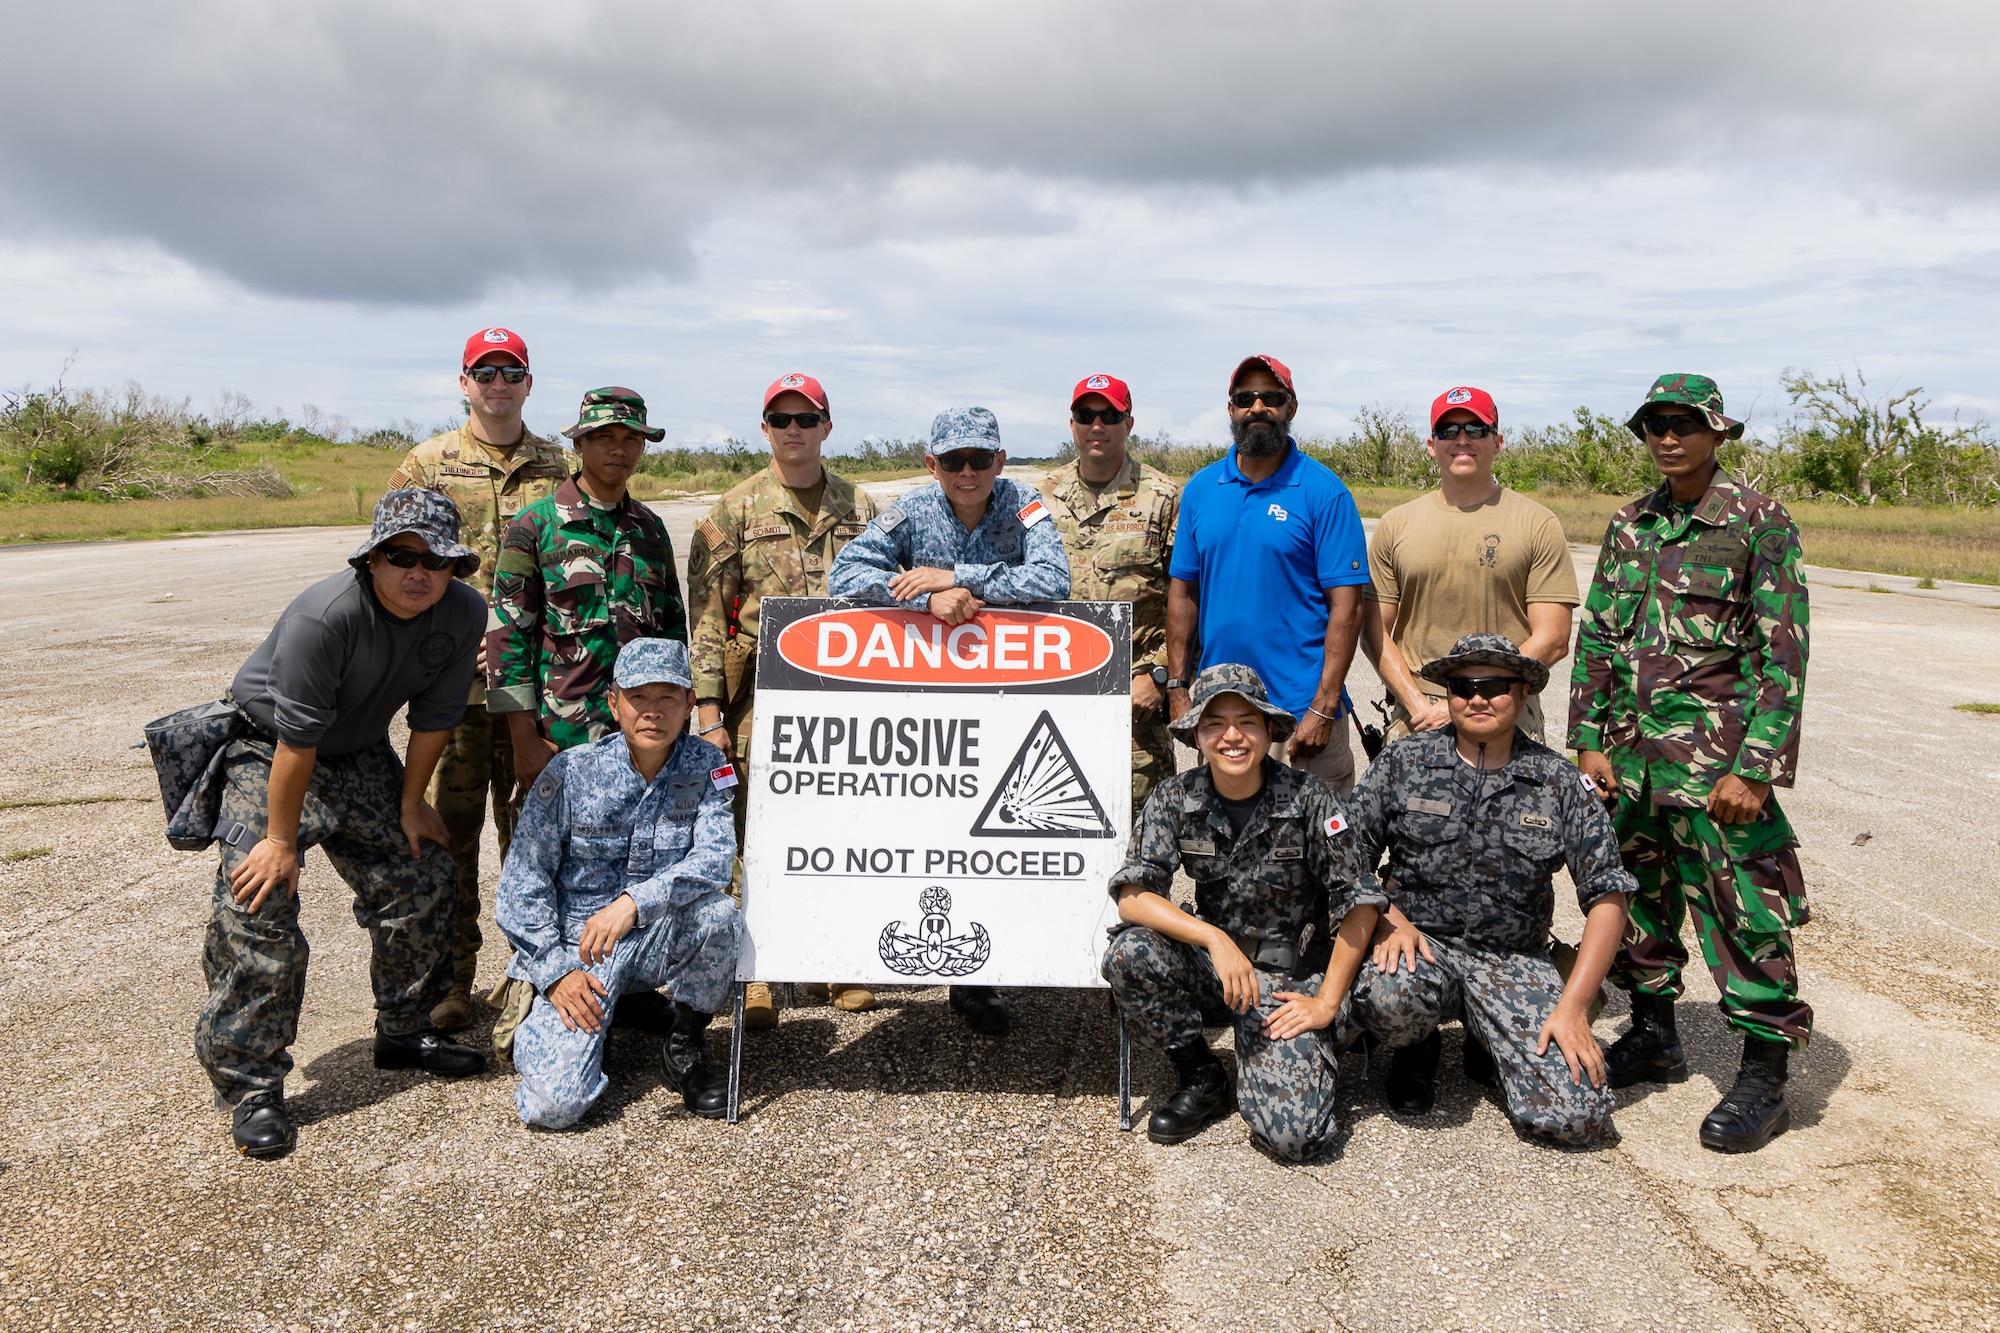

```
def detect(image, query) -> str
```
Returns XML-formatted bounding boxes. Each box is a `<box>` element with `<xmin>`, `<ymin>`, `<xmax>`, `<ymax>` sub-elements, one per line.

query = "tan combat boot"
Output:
<box><xmin>431</xmin><ymin>984</ymin><xmax>476</xmax><ymax>1032</ymax></box>
<box><xmin>829</xmin><ymin>985</ymin><xmax>877</xmax><ymax>1013</ymax></box>
<box><xmin>743</xmin><ymin>982</ymin><xmax>778</xmax><ymax>1030</ymax></box>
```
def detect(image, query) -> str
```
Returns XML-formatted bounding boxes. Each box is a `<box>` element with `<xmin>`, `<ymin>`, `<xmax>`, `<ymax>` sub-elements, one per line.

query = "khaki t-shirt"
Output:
<box><xmin>1366</xmin><ymin>487</ymin><xmax>1579</xmax><ymax>691</ymax></box>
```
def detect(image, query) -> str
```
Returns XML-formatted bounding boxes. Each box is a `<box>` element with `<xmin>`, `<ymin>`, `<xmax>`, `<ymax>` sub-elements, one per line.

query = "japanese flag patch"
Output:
<box><xmin>1322</xmin><ymin>812</ymin><xmax>1349</xmax><ymax>837</ymax></box>
<box><xmin>710</xmin><ymin>764</ymin><xmax>739</xmax><ymax>790</ymax></box>
<box><xmin>1017</xmin><ymin>498</ymin><xmax>1050</xmax><ymax>528</ymax></box>
<box><xmin>1579</xmin><ymin>773</ymin><xmax>1598</xmax><ymax>794</ymax></box>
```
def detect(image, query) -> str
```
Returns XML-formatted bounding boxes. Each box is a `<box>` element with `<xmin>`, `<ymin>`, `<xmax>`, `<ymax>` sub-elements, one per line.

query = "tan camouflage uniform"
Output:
<box><xmin>1038</xmin><ymin>456</ymin><xmax>1181</xmax><ymax>822</ymax></box>
<box><xmin>387</xmin><ymin>424</ymin><xmax>570</xmax><ymax>990</ymax></box>
<box><xmin>686</xmin><ymin>465</ymin><xmax>877</xmax><ymax>845</ymax></box>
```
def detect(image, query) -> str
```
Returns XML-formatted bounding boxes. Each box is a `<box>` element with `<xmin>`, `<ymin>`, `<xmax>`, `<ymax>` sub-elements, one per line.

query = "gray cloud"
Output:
<box><xmin>5</xmin><ymin>1</ymin><xmax>1997</xmax><ymax>302</ymax></box>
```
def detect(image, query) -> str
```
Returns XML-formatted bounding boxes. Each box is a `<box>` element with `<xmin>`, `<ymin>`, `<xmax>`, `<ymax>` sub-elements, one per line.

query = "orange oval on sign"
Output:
<box><xmin>776</xmin><ymin>608</ymin><xmax>1114</xmax><ymax>687</ymax></box>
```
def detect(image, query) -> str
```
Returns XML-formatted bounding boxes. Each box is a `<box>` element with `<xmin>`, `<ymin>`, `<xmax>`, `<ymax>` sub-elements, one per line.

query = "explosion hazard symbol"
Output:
<box><xmin>969</xmin><ymin>710</ymin><xmax>1114</xmax><ymax>838</ymax></box>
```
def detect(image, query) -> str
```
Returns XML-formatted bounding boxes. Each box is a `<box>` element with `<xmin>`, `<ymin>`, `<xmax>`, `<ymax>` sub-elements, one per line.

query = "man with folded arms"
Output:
<box><xmin>198</xmin><ymin>490</ymin><xmax>489</xmax><ymax>1159</ymax></box>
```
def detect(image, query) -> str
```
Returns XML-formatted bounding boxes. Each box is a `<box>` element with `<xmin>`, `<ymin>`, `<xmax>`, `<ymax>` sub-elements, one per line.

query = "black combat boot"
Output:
<box><xmin>661</xmin><ymin>1003</ymin><xmax>729</xmax><ymax>1119</ymax></box>
<box><xmin>949</xmin><ymin>985</ymin><xmax>1010</xmax><ymax>1036</ymax></box>
<box><xmin>374</xmin><ymin>1027</ymin><xmax>486</xmax><ymax>1077</ymax></box>
<box><xmin>1148</xmin><ymin>1040</ymin><xmax>1231</xmax><ymax>1145</ymax></box>
<box><xmin>231</xmin><ymin>1088</ymin><xmax>296</xmax><ymax>1159</ymax></box>
<box><xmin>1384</xmin><ymin>1030</ymin><xmax>1442</xmax><ymax>1114</ymax></box>
<box><xmin>1461</xmin><ymin>1031</ymin><xmax>1500</xmax><ymax>1091</ymax></box>
<box><xmin>1605</xmin><ymin>991</ymin><xmax>1688</xmax><ymax>1088</ymax></box>
<box><xmin>1699</xmin><ymin>1036</ymin><xmax>1791</xmax><ymax>1153</ymax></box>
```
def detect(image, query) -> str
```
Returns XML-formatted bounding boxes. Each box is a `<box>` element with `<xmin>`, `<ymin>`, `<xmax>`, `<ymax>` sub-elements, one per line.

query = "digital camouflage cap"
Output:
<box><xmin>1418</xmin><ymin>632</ymin><xmax>1550</xmax><ymax>693</ymax></box>
<box><xmin>1626</xmin><ymin>374</ymin><xmax>1745</xmax><ymax>441</ymax></box>
<box><xmin>347</xmin><ymin>487</ymin><xmax>479</xmax><ymax>576</ymax></box>
<box><xmin>1168</xmin><ymin>662</ymin><xmax>1297</xmax><ymax>743</ymax></box>
<box><xmin>613</xmin><ymin>637</ymin><xmax>693</xmax><ymax>691</ymax></box>
<box><xmin>563</xmin><ymin>387</ymin><xmax>666</xmax><ymax>443</ymax></box>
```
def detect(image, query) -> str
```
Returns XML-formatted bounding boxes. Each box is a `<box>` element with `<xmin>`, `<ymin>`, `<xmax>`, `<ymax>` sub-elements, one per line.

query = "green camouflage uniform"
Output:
<box><xmin>387</xmin><ymin>424</ymin><xmax>569</xmax><ymax>989</ymax></box>
<box><xmin>1570</xmin><ymin>376</ymin><xmax>1812</xmax><ymax>1047</ymax></box>
<box><xmin>486</xmin><ymin>477</ymin><xmax>688</xmax><ymax>749</ymax></box>
<box><xmin>686</xmin><ymin>464</ymin><xmax>876</xmax><ymax>844</ymax></box>
<box><xmin>1039</xmin><ymin>456</ymin><xmax>1181</xmax><ymax>822</ymax></box>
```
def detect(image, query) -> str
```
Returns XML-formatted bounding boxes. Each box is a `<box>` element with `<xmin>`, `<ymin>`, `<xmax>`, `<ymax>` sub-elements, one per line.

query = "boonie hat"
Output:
<box><xmin>347</xmin><ymin>488</ymin><xmax>480</xmax><ymax>577</ymax></box>
<box><xmin>764</xmin><ymin>372</ymin><xmax>829</xmax><ymax>413</ymax></box>
<box><xmin>1228</xmin><ymin>354</ymin><xmax>1295</xmax><ymax>396</ymax></box>
<box><xmin>929</xmin><ymin>406</ymin><xmax>1002</xmax><ymax>455</ymax></box>
<box><xmin>1071</xmin><ymin>374</ymin><xmax>1132</xmax><ymax>413</ymax></box>
<box><xmin>1168</xmin><ymin>663</ymin><xmax>1298</xmax><ymax>743</ymax></box>
<box><xmin>463</xmin><ymin>326</ymin><xmax>528</xmax><ymax>370</ymax></box>
<box><xmin>1625</xmin><ymin>374</ymin><xmax>1744</xmax><ymax>441</ymax></box>
<box><xmin>1430</xmin><ymin>386</ymin><xmax>1498</xmax><ymax>430</ymax></box>
<box><xmin>614</xmin><ymin>638</ymin><xmax>693</xmax><ymax>691</ymax></box>
<box><xmin>1419</xmin><ymin>632</ymin><xmax>1549</xmax><ymax>693</ymax></box>
<box><xmin>563</xmin><ymin>387</ymin><xmax>667</xmax><ymax>443</ymax></box>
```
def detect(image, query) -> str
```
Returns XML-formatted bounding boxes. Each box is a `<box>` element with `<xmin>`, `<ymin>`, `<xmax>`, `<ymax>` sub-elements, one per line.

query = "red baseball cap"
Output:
<box><xmin>763</xmin><ymin>372</ymin><xmax>829</xmax><ymax>414</ymax></box>
<box><xmin>463</xmin><ymin>326</ymin><xmax>528</xmax><ymax>370</ymax></box>
<box><xmin>1071</xmin><ymin>373</ymin><xmax>1132</xmax><ymax>412</ymax></box>
<box><xmin>1430</xmin><ymin>386</ymin><xmax>1498</xmax><ymax>429</ymax></box>
<box><xmin>1229</xmin><ymin>354</ymin><xmax>1294</xmax><ymax>396</ymax></box>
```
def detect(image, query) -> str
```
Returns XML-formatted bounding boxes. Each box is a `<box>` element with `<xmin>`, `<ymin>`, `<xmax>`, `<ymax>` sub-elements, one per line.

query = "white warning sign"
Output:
<box><xmin>740</xmin><ymin>597</ymin><xmax>1132</xmax><ymax>989</ymax></box>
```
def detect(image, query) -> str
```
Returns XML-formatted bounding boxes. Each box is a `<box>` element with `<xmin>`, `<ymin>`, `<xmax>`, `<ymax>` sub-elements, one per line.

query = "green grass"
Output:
<box><xmin>0</xmin><ymin>795</ymin><xmax>148</xmax><ymax>810</ymax></box>
<box><xmin>3</xmin><ymin>847</ymin><xmax>52</xmax><ymax>863</ymax></box>
<box><xmin>1954</xmin><ymin>702</ymin><xmax>2000</xmax><ymax>715</ymax></box>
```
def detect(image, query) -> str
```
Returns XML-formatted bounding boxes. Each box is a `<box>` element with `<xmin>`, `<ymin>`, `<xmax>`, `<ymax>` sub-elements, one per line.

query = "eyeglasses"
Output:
<box><xmin>934</xmin><ymin>449</ymin><xmax>999</xmax><ymax>472</ymax></box>
<box><xmin>465</xmin><ymin>365</ymin><xmax>528</xmax><ymax>385</ymax></box>
<box><xmin>1434</xmin><ymin>422</ymin><xmax>1497</xmax><ymax>441</ymax></box>
<box><xmin>1642</xmin><ymin>412</ymin><xmax>1708</xmax><ymax>438</ymax></box>
<box><xmin>764</xmin><ymin>411</ymin><xmax>824</xmax><ymax>429</ymax></box>
<box><xmin>1229</xmin><ymin>388</ymin><xmax>1293</xmax><ymax>410</ymax></box>
<box><xmin>1072</xmin><ymin>407</ymin><xmax>1128</xmax><ymax>426</ymax></box>
<box><xmin>1446</xmin><ymin>676</ymin><xmax>1522</xmax><ymax>700</ymax></box>
<box><xmin>377</xmin><ymin>546</ymin><xmax>456</xmax><ymax>572</ymax></box>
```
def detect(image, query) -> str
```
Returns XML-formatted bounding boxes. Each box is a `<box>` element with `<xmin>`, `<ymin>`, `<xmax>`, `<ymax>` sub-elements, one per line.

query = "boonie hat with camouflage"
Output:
<box><xmin>1625</xmin><ymin>373</ymin><xmax>1745</xmax><ymax>441</ymax></box>
<box><xmin>563</xmin><ymin>386</ymin><xmax>666</xmax><ymax>443</ymax></box>
<box><xmin>613</xmin><ymin>638</ymin><xmax>692</xmax><ymax>691</ymax></box>
<box><xmin>347</xmin><ymin>488</ymin><xmax>479</xmax><ymax>577</ymax></box>
<box><xmin>929</xmin><ymin>406</ymin><xmax>1002</xmax><ymax>456</ymax></box>
<box><xmin>1168</xmin><ymin>663</ymin><xmax>1297</xmax><ymax>743</ymax></box>
<box><xmin>1419</xmin><ymin>632</ymin><xmax>1549</xmax><ymax>693</ymax></box>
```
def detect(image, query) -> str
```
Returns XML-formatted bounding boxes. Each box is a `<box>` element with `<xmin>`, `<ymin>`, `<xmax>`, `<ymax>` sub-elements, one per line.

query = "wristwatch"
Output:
<box><xmin>1149</xmin><ymin>666</ymin><xmax>1169</xmax><ymax>688</ymax></box>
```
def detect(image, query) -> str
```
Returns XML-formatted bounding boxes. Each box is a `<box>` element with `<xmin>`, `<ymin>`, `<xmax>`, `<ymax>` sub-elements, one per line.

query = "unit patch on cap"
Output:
<box><xmin>710</xmin><ymin>764</ymin><xmax>738</xmax><ymax>790</ymax></box>
<box><xmin>1322</xmin><ymin>813</ymin><xmax>1349</xmax><ymax>837</ymax></box>
<box><xmin>1446</xmin><ymin>387</ymin><xmax>1473</xmax><ymax>404</ymax></box>
<box><xmin>1017</xmin><ymin>498</ymin><xmax>1050</xmax><ymax>528</ymax></box>
<box><xmin>483</xmin><ymin>327</ymin><xmax>512</xmax><ymax>343</ymax></box>
<box><xmin>779</xmin><ymin>373</ymin><xmax>805</xmax><ymax>388</ymax></box>
<box><xmin>1085</xmin><ymin>375</ymin><xmax>1111</xmax><ymax>390</ymax></box>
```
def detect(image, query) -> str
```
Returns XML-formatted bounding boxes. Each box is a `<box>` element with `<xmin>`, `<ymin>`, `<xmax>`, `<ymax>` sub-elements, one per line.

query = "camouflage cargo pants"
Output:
<box><xmin>195</xmin><ymin>738</ymin><xmax>457</xmax><ymax>1103</ymax></box>
<box><xmin>511</xmin><ymin>892</ymin><xmax>744</xmax><ymax>1128</ymax></box>
<box><xmin>1341</xmin><ymin>938</ymin><xmax>1616</xmax><ymax>1145</ymax></box>
<box><xmin>1612</xmin><ymin>788</ymin><xmax>1812</xmax><ymax>1046</ymax></box>
<box><xmin>1103</xmin><ymin>926</ymin><xmax>1339</xmax><ymax>1162</ymax></box>
<box><xmin>1130</xmin><ymin>711</ymin><xmax>1175</xmax><ymax>829</ymax></box>
<box><xmin>426</xmin><ymin>702</ymin><xmax>518</xmax><ymax>991</ymax></box>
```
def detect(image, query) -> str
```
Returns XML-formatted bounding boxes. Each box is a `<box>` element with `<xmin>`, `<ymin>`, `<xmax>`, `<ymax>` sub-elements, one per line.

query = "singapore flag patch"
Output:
<box><xmin>710</xmin><ymin>764</ymin><xmax>739</xmax><ymax>790</ymax></box>
<box><xmin>1017</xmin><ymin>498</ymin><xmax>1050</xmax><ymax>528</ymax></box>
<box><xmin>1322</xmin><ymin>812</ymin><xmax>1349</xmax><ymax>837</ymax></box>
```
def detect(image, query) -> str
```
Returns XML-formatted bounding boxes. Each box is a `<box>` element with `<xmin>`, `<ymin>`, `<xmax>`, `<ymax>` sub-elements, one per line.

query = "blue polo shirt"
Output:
<box><xmin>1170</xmin><ymin>442</ymin><xmax>1370</xmax><ymax>718</ymax></box>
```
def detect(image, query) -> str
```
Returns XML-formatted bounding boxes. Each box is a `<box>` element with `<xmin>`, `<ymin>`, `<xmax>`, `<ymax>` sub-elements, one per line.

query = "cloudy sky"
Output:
<box><xmin>4</xmin><ymin>1</ymin><xmax>1998</xmax><ymax>453</ymax></box>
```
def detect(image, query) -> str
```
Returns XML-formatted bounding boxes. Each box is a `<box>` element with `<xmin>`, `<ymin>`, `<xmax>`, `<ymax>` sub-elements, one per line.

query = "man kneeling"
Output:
<box><xmin>1103</xmin><ymin>665</ymin><xmax>1384</xmax><ymax>1160</ymax></box>
<box><xmin>1344</xmin><ymin>634</ymin><xmax>1632</xmax><ymax>1144</ymax></box>
<box><xmin>498</xmin><ymin>639</ymin><xmax>743</xmax><ymax>1127</ymax></box>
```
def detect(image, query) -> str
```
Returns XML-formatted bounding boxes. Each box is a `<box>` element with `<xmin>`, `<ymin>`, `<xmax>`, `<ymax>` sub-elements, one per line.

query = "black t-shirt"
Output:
<box><xmin>232</xmin><ymin>569</ymin><xmax>484</xmax><ymax>754</ymax></box>
<box><xmin>1216</xmin><ymin>787</ymin><xmax>1267</xmax><ymax>840</ymax></box>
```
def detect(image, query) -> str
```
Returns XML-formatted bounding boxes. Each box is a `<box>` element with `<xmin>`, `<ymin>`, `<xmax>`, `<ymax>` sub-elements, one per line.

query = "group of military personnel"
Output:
<box><xmin>187</xmin><ymin>325</ymin><xmax>1811</xmax><ymax>1172</ymax></box>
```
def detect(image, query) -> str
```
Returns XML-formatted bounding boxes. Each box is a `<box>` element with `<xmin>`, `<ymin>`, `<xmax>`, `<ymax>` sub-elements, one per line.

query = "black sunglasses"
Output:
<box><xmin>377</xmin><ymin>546</ymin><xmax>456</xmax><ymax>572</ymax></box>
<box><xmin>465</xmin><ymin>365</ymin><xmax>528</xmax><ymax>385</ymax></box>
<box><xmin>1434</xmin><ymin>422</ymin><xmax>1497</xmax><ymax>441</ymax></box>
<box><xmin>1446</xmin><ymin>675</ymin><xmax>1522</xmax><ymax>700</ymax></box>
<box><xmin>1643</xmin><ymin>412</ymin><xmax>1709</xmax><ymax>438</ymax></box>
<box><xmin>934</xmin><ymin>449</ymin><xmax>998</xmax><ymax>472</ymax></box>
<box><xmin>1072</xmin><ymin>407</ymin><xmax>1128</xmax><ymax>426</ymax></box>
<box><xmin>1229</xmin><ymin>388</ymin><xmax>1293</xmax><ymax>410</ymax></box>
<box><xmin>765</xmin><ymin>411</ymin><xmax>824</xmax><ymax>429</ymax></box>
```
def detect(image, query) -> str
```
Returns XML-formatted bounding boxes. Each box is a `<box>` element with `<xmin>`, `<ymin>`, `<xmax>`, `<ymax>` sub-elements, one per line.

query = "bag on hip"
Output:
<box><xmin>142</xmin><ymin>698</ymin><xmax>255</xmax><ymax>851</ymax></box>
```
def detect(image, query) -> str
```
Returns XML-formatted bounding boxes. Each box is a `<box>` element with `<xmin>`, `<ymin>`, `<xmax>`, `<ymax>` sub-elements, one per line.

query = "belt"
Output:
<box><xmin>1227</xmin><ymin>932</ymin><xmax>1298</xmax><ymax>973</ymax></box>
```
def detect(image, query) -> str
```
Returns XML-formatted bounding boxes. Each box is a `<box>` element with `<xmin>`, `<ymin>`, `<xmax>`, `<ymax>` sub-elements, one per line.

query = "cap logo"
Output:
<box><xmin>483</xmin><ymin>328</ymin><xmax>511</xmax><ymax>343</ymax></box>
<box><xmin>1446</xmin><ymin>388</ymin><xmax>1472</xmax><ymax>404</ymax></box>
<box><xmin>1086</xmin><ymin>375</ymin><xmax>1111</xmax><ymax>390</ymax></box>
<box><xmin>780</xmin><ymin>373</ymin><xmax>805</xmax><ymax>388</ymax></box>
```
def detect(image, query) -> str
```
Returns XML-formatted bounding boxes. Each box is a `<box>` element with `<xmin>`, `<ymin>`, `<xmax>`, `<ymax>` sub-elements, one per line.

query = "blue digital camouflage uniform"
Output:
<box><xmin>1343</xmin><ymin>727</ymin><xmax>1635</xmax><ymax>1143</ymax></box>
<box><xmin>826</xmin><ymin>476</ymin><xmax>1072</xmax><ymax>607</ymax></box>
<box><xmin>497</xmin><ymin>729</ymin><xmax>742</xmax><ymax>1129</ymax></box>
<box><xmin>1103</xmin><ymin>758</ymin><xmax>1386</xmax><ymax>1161</ymax></box>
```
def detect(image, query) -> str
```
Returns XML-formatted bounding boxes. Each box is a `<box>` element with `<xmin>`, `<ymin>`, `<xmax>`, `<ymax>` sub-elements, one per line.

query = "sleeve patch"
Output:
<box><xmin>710</xmin><ymin>764</ymin><xmax>739</xmax><ymax>790</ymax></box>
<box><xmin>1580</xmin><ymin>772</ymin><xmax>1598</xmax><ymax>794</ymax></box>
<box><xmin>695</xmin><ymin>517</ymin><xmax>727</xmax><ymax>549</ymax></box>
<box><xmin>1017</xmin><ymin>498</ymin><xmax>1050</xmax><ymax>528</ymax></box>
<box><xmin>878</xmin><ymin>507</ymin><xmax>908</xmax><ymax>532</ymax></box>
<box><xmin>1322</xmin><ymin>813</ymin><xmax>1348</xmax><ymax>836</ymax></box>
<box><xmin>1756</xmin><ymin>528</ymin><xmax>1795</xmax><ymax>564</ymax></box>
<box><xmin>533</xmin><ymin>770</ymin><xmax>562</xmax><ymax>807</ymax></box>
